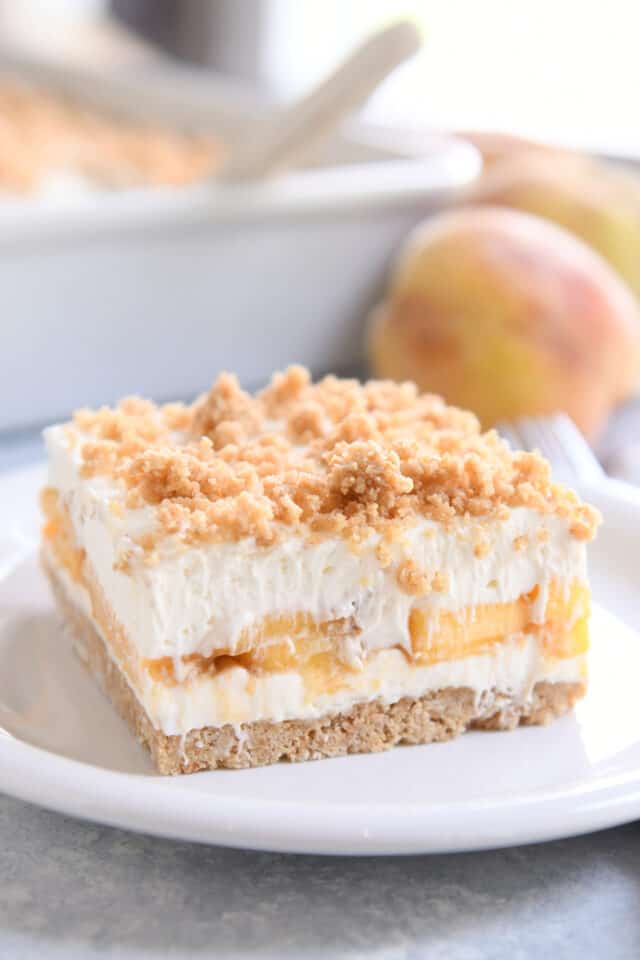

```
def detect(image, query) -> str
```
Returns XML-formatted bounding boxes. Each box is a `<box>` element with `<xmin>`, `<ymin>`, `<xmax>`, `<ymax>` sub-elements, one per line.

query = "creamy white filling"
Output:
<box><xmin>44</xmin><ymin>424</ymin><xmax>588</xmax><ymax>667</ymax></box>
<box><xmin>145</xmin><ymin>643</ymin><xmax>585</xmax><ymax>734</ymax></box>
<box><xmin>51</xmin><ymin>555</ymin><xmax>585</xmax><ymax>733</ymax></box>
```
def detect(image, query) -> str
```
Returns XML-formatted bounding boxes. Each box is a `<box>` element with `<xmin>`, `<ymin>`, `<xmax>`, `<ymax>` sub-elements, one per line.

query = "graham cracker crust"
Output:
<box><xmin>45</xmin><ymin>560</ymin><xmax>586</xmax><ymax>776</ymax></box>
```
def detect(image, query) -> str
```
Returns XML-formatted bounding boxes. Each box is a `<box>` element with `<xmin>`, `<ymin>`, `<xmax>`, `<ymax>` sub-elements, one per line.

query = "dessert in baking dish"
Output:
<box><xmin>41</xmin><ymin>367</ymin><xmax>599</xmax><ymax>774</ymax></box>
<box><xmin>0</xmin><ymin>79</ymin><xmax>222</xmax><ymax>196</ymax></box>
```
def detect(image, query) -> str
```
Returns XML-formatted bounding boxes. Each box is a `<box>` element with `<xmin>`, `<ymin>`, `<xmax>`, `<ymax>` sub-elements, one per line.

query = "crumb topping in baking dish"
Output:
<box><xmin>72</xmin><ymin>366</ymin><xmax>600</xmax><ymax>549</ymax></box>
<box><xmin>0</xmin><ymin>80</ymin><xmax>222</xmax><ymax>192</ymax></box>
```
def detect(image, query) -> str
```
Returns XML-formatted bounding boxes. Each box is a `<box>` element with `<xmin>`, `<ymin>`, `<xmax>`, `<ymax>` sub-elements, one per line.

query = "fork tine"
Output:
<box><xmin>497</xmin><ymin>414</ymin><xmax>604</xmax><ymax>486</ymax></box>
<box><xmin>545</xmin><ymin>415</ymin><xmax>605</xmax><ymax>482</ymax></box>
<box><xmin>496</xmin><ymin>421</ymin><xmax>522</xmax><ymax>451</ymax></box>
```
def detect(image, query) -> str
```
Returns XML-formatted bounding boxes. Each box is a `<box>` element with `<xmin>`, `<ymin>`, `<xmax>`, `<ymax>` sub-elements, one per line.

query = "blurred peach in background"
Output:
<box><xmin>368</xmin><ymin>206</ymin><xmax>640</xmax><ymax>441</ymax></box>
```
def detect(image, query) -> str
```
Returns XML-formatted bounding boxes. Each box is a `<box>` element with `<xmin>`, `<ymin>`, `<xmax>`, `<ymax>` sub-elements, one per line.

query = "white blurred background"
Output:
<box><xmin>2</xmin><ymin>0</ymin><xmax>639</xmax><ymax>154</ymax></box>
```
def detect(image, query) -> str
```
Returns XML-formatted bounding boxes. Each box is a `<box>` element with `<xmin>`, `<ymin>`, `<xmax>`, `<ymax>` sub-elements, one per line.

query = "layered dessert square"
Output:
<box><xmin>41</xmin><ymin>367</ymin><xmax>599</xmax><ymax>774</ymax></box>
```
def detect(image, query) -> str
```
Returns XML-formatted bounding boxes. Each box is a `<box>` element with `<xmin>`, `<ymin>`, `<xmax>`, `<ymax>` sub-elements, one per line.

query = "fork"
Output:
<box><xmin>498</xmin><ymin>414</ymin><xmax>607</xmax><ymax>487</ymax></box>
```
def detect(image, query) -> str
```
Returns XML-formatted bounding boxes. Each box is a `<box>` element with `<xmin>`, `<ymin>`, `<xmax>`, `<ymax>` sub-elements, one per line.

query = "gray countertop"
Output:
<box><xmin>3</xmin><ymin>794</ymin><xmax>640</xmax><ymax>959</ymax></box>
<box><xmin>2</xmin><ymin>434</ymin><xmax>640</xmax><ymax>959</ymax></box>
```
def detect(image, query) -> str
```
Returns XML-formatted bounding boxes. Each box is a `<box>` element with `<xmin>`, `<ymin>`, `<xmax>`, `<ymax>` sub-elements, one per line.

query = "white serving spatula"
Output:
<box><xmin>220</xmin><ymin>20</ymin><xmax>422</xmax><ymax>183</ymax></box>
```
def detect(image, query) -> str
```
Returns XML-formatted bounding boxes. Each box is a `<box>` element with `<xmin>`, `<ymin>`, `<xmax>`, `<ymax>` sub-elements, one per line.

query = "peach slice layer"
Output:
<box><xmin>42</xmin><ymin>488</ymin><xmax>589</xmax><ymax>697</ymax></box>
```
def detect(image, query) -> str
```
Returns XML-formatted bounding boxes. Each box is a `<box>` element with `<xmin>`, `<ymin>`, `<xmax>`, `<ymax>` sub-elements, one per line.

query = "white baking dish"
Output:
<box><xmin>0</xmin><ymin>54</ymin><xmax>480</xmax><ymax>430</ymax></box>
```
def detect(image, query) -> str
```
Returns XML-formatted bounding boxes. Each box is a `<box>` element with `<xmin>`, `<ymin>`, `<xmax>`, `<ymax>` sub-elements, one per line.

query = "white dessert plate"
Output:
<box><xmin>1</xmin><ymin>463</ymin><xmax>640</xmax><ymax>855</ymax></box>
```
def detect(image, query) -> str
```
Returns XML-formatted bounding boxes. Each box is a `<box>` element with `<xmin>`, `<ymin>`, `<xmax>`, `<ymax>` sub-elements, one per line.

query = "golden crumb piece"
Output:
<box><xmin>259</xmin><ymin>365</ymin><xmax>311</xmax><ymax>415</ymax></box>
<box><xmin>287</xmin><ymin>401</ymin><xmax>329</xmax><ymax>443</ymax></box>
<box><xmin>162</xmin><ymin>403</ymin><xmax>193</xmax><ymax>432</ymax></box>
<box><xmin>431</xmin><ymin>571</ymin><xmax>449</xmax><ymax>593</ymax></box>
<box><xmin>473</xmin><ymin>536</ymin><xmax>492</xmax><ymax>558</ymax></box>
<box><xmin>325</xmin><ymin>441</ymin><xmax>413</xmax><ymax>510</ymax></box>
<box><xmin>396</xmin><ymin>559</ymin><xmax>432</xmax><ymax>596</ymax></box>
<box><xmin>569</xmin><ymin>505</ymin><xmax>602</xmax><ymax>540</ymax></box>
<box><xmin>376</xmin><ymin>540</ymin><xmax>394</xmax><ymax>568</ymax></box>
<box><xmin>190</xmin><ymin>373</ymin><xmax>261</xmax><ymax>448</ymax></box>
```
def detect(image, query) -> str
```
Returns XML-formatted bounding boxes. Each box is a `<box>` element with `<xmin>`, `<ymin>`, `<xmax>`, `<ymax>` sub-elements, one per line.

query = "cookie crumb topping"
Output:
<box><xmin>0</xmin><ymin>80</ymin><xmax>222</xmax><ymax>192</ymax></box>
<box><xmin>73</xmin><ymin>366</ymin><xmax>600</xmax><ymax>550</ymax></box>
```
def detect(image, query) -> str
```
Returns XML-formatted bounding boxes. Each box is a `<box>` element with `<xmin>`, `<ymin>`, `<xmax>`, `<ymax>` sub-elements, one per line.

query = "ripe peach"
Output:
<box><xmin>475</xmin><ymin>153</ymin><xmax>640</xmax><ymax>300</ymax></box>
<box><xmin>456</xmin><ymin>130</ymin><xmax>572</xmax><ymax>171</ymax></box>
<box><xmin>368</xmin><ymin>206</ymin><xmax>640</xmax><ymax>440</ymax></box>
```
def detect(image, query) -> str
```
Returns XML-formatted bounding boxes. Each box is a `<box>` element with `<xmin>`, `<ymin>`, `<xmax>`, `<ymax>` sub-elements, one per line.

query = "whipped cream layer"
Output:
<box><xmin>45</xmin><ymin>424</ymin><xmax>588</xmax><ymax>667</ymax></box>
<box><xmin>51</xmin><ymin>554</ymin><xmax>585</xmax><ymax>733</ymax></box>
